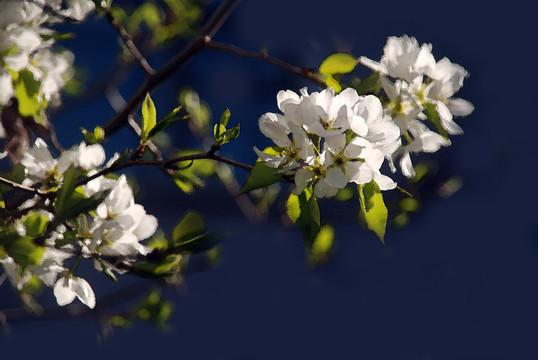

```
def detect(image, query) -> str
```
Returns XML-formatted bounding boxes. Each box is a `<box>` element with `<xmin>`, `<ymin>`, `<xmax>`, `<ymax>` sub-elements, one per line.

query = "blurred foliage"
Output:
<box><xmin>111</xmin><ymin>0</ymin><xmax>205</xmax><ymax>47</ymax></box>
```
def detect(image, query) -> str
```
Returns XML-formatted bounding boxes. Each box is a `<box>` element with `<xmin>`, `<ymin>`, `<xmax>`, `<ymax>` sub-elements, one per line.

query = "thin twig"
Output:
<box><xmin>103</xmin><ymin>0</ymin><xmax>242</xmax><ymax>137</ymax></box>
<box><xmin>205</xmin><ymin>40</ymin><xmax>326</xmax><ymax>87</ymax></box>
<box><xmin>0</xmin><ymin>176</ymin><xmax>47</xmax><ymax>197</ymax></box>
<box><xmin>27</xmin><ymin>0</ymin><xmax>80</xmax><ymax>23</ymax></box>
<box><xmin>103</xmin><ymin>8</ymin><xmax>155</xmax><ymax>75</ymax></box>
<box><xmin>75</xmin><ymin>150</ymin><xmax>252</xmax><ymax>188</ymax></box>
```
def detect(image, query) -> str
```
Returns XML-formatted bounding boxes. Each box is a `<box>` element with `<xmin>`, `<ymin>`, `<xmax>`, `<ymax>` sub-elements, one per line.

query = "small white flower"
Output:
<box><xmin>53</xmin><ymin>275</ymin><xmax>96</xmax><ymax>309</ymax></box>
<box><xmin>360</xmin><ymin>35</ymin><xmax>436</xmax><ymax>83</ymax></box>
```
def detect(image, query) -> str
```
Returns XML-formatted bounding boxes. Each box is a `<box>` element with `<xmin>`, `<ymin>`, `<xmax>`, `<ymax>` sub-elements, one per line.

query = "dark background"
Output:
<box><xmin>2</xmin><ymin>0</ymin><xmax>537</xmax><ymax>359</ymax></box>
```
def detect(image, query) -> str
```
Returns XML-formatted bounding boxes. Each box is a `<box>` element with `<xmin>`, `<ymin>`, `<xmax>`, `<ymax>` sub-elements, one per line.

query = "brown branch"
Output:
<box><xmin>0</xmin><ymin>176</ymin><xmax>47</xmax><ymax>197</ymax></box>
<box><xmin>205</xmin><ymin>40</ymin><xmax>326</xmax><ymax>87</ymax></box>
<box><xmin>103</xmin><ymin>8</ymin><xmax>155</xmax><ymax>75</ymax></box>
<box><xmin>102</xmin><ymin>0</ymin><xmax>242</xmax><ymax>137</ymax></box>
<box><xmin>75</xmin><ymin>150</ymin><xmax>252</xmax><ymax>188</ymax></box>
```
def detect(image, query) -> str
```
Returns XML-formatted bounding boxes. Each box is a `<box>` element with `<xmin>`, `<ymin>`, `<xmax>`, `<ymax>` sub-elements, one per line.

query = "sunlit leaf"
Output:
<box><xmin>141</xmin><ymin>92</ymin><xmax>157</xmax><ymax>141</ymax></box>
<box><xmin>147</xmin><ymin>106</ymin><xmax>184</xmax><ymax>139</ymax></box>
<box><xmin>310</xmin><ymin>224</ymin><xmax>335</xmax><ymax>256</ymax></box>
<box><xmin>219</xmin><ymin>107</ymin><xmax>231</xmax><ymax>127</ymax></box>
<box><xmin>23</xmin><ymin>212</ymin><xmax>49</xmax><ymax>237</ymax></box>
<box><xmin>240</xmin><ymin>160</ymin><xmax>283</xmax><ymax>194</ymax></box>
<box><xmin>358</xmin><ymin>181</ymin><xmax>388</xmax><ymax>243</ymax></box>
<box><xmin>0</xmin><ymin>230</ymin><xmax>44</xmax><ymax>270</ymax></box>
<box><xmin>287</xmin><ymin>185</ymin><xmax>321</xmax><ymax>248</ymax></box>
<box><xmin>324</xmin><ymin>75</ymin><xmax>342</xmax><ymax>93</ymax></box>
<box><xmin>81</xmin><ymin>126</ymin><xmax>105</xmax><ymax>144</ymax></box>
<box><xmin>319</xmin><ymin>53</ymin><xmax>358</xmax><ymax>75</ymax></box>
<box><xmin>13</xmin><ymin>70</ymin><xmax>41</xmax><ymax>121</ymax></box>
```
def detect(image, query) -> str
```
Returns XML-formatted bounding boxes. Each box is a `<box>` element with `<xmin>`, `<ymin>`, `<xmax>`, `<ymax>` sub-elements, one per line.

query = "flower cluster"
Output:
<box><xmin>359</xmin><ymin>35</ymin><xmax>474</xmax><ymax>177</ymax></box>
<box><xmin>256</xmin><ymin>35</ymin><xmax>473</xmax><ymax>193</ymax></box>
<box><xmin>0</xmin><ymin>0</ymin><xmax>95</xmax><ymax>128</ymax></box>
<box><xmin>1</xmin><ymin>138</ymin><xmax>158</xmax><ymax>308</ymax></box>
<box><xmin>255</xmin><ymin>87</ymin><xmax>401</xmax><ymax>198</ymax></box>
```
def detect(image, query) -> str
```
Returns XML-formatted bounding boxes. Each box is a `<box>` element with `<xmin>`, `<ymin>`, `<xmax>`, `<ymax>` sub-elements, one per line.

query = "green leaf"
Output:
<box><xmin>351</xmin><ymin>72</ymin><xmax>381</xmax><ymax>95</ymax></box>
<box><xmin>319</xmin><ymin>53</ymin><xmax>358</xmax><ymax>75</ymax></box>
<box><xmin>54</xmin><ymin>167</ymin><xmax>111</xmax><ymax>224</ymax></box>
<box><xmin>0</xmin><ymin>230</ymin><xmax>44</xmax><ymax>270</ymax></box>
<box><xmin>219</xmin><ymin>107</ymin><xmax>231</xmax><ymax>127</ymax></box>
<box><xmin>147</xmin><ymin>106</ymin><xmax>183</xmax><ymax>139</ymax></box>
<box><xmin>213</xmin><ymin>123</ymin><xmax>226</xmax><ymax>142</ymax></box>
<box><xmin>171</xmin><ymin>210</ymin><xmax>206</xmax><ymax>245</ymax></box>
<box><xmin>170</xmin><ymin>233</ymin><xmax>219</xmax><ymax>254</ymax></box>
<box><xmin>399</xmin><ymin>197</ymin><xmax>420</xmax><ymax>212</ymax></box>
<box><xmin>240</xmin><ymin>160</ymin><xmax>283</xmax><ymax>194</ymax></box>
<box><xmin>310</xmin><ymin>224</ymin><xmax>335</xmax><ymax>256</ymax></box>
<box><xmin>424</xmin><ymin>103</ymin><xmax>449</xmax><ymax>139</ymax></box>
<box><xmin>23</xmin><ymin>212</ymin><xmax>49</xmax><ymax>237</ymax></box>
<box><xmin>81</xmin><ymin>126</ymin><xmax>105</xmax><ymax>144</ymax></box>
<box><xmin>172</xmin><ymin>149</ymin><xmax>216</xmax><ymax>194</ymax></box>
<box><xmin>0</xmin><ymin>163</ymin><xmax>26</xmax><ymax>194</ymax></box>
<box><xmin>287</xmin><ymin>186</ymin><xmax>321</xmax><ymax>248</ymax></box>
<box><xmin>141</xmin><ymin>92</ymin><xmax>157</xmax><ymax>141</ymax></box>
<box><xmin>54</xmin><ymin>166</ymin><xmax>81</xmax><ymax>221</ymax></box>
<box><xmin>324</xmin><ymin>75</ymin><xmax>342</xmax><ymax>93</ymax></box>
<box><xmin>134</xmin><ymin>254</ymin><xmax>182</xmax><ymax>277</ymax></box>
<box><xmin>13</xmin><ymin>70</ymin><xmax>41</xmax><ymax>121</ymax></box>
<box><xmin>358</xmin><ymin>181</ymin><xmax>388</xmax><ymax>243</ymax></box>
<box><xmin>220</xmin><ymin>124</ymin><xmax>241</xmax><ymax>144</ymax></box>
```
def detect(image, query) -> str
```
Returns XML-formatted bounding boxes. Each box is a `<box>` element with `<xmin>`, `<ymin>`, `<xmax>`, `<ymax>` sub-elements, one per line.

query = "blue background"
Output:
<box><xmin>2</xmin><ymin>0</ymin><xmax>537</xmax><ymax>359</ymax></box>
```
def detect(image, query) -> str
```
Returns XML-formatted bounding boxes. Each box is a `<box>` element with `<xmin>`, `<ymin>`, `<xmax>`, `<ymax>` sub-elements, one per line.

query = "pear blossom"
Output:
<box><xmin>256</xmin><ymin>87</ymin><xmax>397</xmax><ymax>198</ymax></box>
<box><xmin>360</xmin><ymin>35</ymin><xmax>473</xmax><ymax>177</ymax></box>
<box><xmin>86</xmin><ymin>175</ymin><xmax>157</xmax><ymax>260</ymax></box>
<box><xmin>21</xmin><ymin>138</ymin><xmax>106</xmax><ymax>185</ymax></box>
<box><xmin>0</xmin><ymin>0</ymin><xmax>95</xmax><ymax>118</ymax></box>
<box><xmin>53</xmin><ymin>275</ymin><xmax>96</xmax><ymax>308</ymax></box>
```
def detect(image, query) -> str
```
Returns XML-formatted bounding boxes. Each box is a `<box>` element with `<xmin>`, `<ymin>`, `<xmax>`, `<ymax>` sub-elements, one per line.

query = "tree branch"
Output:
<box><xmin>103</xmin><ymin>8</ymin><xmax>155</xmax><ymax>75</ymax></box>
<box><xmin>75</xmin><ymin>150</ymin><xmax>252</xmax><ymax>188</ymax></box>
<box><xmin>0</xmin><ymin>176</ymin><xmax>47</xmax><ymax>197</ymax></box>
<box><xmin>205</xmin><ymin>40</ymin><xmax>326</xmax><ymax>87</ymax></box>
<box><xmin>102</xmin><ymin>0</ymin><xmax>242</xmax><ymax>137</ymax></box>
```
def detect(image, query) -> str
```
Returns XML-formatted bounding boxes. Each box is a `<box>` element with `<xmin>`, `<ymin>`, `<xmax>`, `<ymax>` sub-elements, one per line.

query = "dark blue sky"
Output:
<box><xmin>2</xmin><ymin>1</ymin><xmax>537</xmax><ymax>359</ymax></box>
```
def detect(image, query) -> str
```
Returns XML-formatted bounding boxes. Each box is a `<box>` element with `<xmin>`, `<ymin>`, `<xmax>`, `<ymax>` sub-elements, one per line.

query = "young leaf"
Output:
<box><xmin>310</xmin><ymin>224</ymin><xmax>335</xmax><ymax>256</ymax></box>
<box><xmin>81</xmin><ymin>126</ymin><xmax>105</xmax><ymax>144</ymax></box>
<box><xmin>141</xmin><ymin>92</ymin><xmax>157</xmax><ymax>141</ymax></box>
<box><xmin>147</xmin><ymin>106</ymin><xmax>184</xmax><ymax>139</ymax></box>
<box><xmin>0</xmin><ymin>230</ymin><xmax>44</xmax><ymax>270</ymax></box>
<box><xmin>23</xmin><ymin>212</ymin><xmax>49</xmax><ymax>237</ymax></box>
<box><xmin>219</xmin><ymin>107</ymin><xmax>231</xmax><ymax>127</ymax></box>
<box><xmin>171</xmin><ymin>210</ymin><xmax>206</xmax><ymax>245</ymax></box>
<box><xmin>319</xmin><ymin>53</ymin><xmax>358</xmax><ymax>75</ymax></box>
<box><xmin>287</xmin><ymin>186</ymin><xmax>321</xmax><ymax>248</ymax></box>
<box><xmin>240</xmin><ymin>160</ymin><xmax>283</xmax><ymax>194</ymax></box>
<box><xmin>324</xmin><ymin>75</ymin><xmax>342</xmax><ymax>93</ymax></box>
<box><xmin>134</xmin><ymin>254</ymin><xmax>182</xmax><ymax>277</ymax></box>
<box><xmin>171</xmin><ymin>233</ymin><xmax>219</xmax><ymax>254</ymax></box>
<box><xmin>13</xmin><ymin>70</ymin><xmax>41</xmax><ymax>121</ymax></box>
<box><xmin>54</xmin><ymin>167</ymin><xmax>111</xmax><ymax>224</ymax></box>
<box><xmin>358</xmin><ymin>181</ymin><xmax>388</xmax><ymax>243</ymax></box>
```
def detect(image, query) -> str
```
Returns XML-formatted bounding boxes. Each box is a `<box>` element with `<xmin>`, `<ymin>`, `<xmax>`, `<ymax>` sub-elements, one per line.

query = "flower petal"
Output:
<box><xmin>53</xmin><ymin>277</ymin><xmax>77</xmax><ymax>306</ymax></box>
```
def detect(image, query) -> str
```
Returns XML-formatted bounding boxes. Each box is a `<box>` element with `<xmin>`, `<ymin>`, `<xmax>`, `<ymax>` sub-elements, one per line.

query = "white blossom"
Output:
<box><xmin>53</xmin><ymin>275</ymin><xmax>96</xmax><ymax>308</ymax></box>
<box><xmin>257</xmin><ymin>87</ymin><xmax>397</xmax><ymax>198</ymax></box>
<box><xmin>360</xmin><ymin>35</ymin><xmax>473</xmax><ymax>177</ymax></box>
